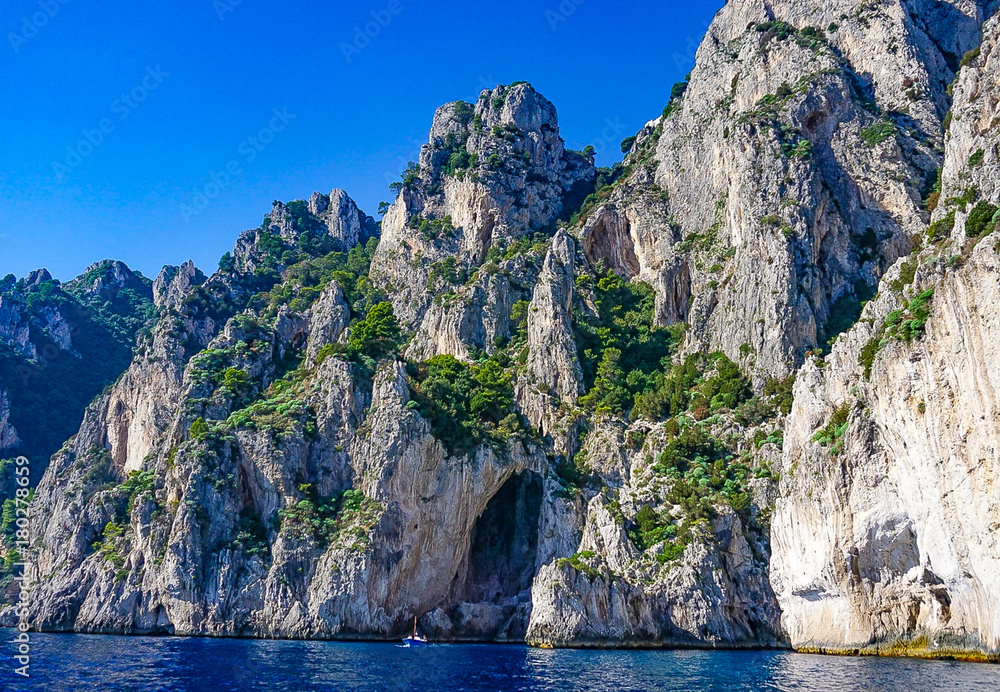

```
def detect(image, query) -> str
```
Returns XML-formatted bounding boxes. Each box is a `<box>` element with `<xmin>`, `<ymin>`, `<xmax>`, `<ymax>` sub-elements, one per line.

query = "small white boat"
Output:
<box><xmin>402</xmin><ymin>616</ymin><xmax>427</xmax><ymax>647</ymax></box>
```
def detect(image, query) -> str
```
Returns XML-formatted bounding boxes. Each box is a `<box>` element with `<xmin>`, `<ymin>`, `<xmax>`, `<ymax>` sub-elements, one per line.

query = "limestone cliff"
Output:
<box><xmin>7</xmin><ymin>0</ymin><xmax>1000</xmax><ymax>662</ymax></box>
<box><xmin>582</xmin><ymin>0</ymin><xmax>995</xmax><ymax>379</ymax></box>
<box><xmin>771</xmin><ymin>9</ymin><xmax>1000</xmax><ymax>660</ymax></box>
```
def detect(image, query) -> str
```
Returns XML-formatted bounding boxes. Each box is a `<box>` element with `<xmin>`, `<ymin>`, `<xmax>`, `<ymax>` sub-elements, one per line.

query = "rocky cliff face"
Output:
<box><xmin>8</xmin><ymin>0</ymin><xmax>1000</xmax><ymax>661</ymax></box>
<box><xmin>0</xmin><ymin>390</ymin><xmax>17</xmax><ymax>453</ymax></box>
<box><xmin>372</xmin><ymin>83</ymin><xmax>594</xmax><ymax>362</ymax></box>
<box><xmin>585</xmin><ymin>0</ymin><xmax>996</xmax><ymax>379</ymax></box>
<box><xmin>10</xmin><ymin>83</ymin><xmax>786</xmax><ymax>647</ymax></box>
<box><xmin>771</xmin><ymin>9</ymin><xmax>1000</xmax><ymax>660</ymax></box>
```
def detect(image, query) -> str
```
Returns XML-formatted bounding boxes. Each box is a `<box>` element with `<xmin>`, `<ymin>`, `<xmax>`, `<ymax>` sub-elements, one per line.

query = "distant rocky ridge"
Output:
<box><xmin>0</xmin><ymin>259</ymin><xmax>155</xmax><ymax>468</ymax></box>
<box><xmin>3</xmin><ymin>0</ymin><xmax>1000</xmax><ymax>661</ymax></box>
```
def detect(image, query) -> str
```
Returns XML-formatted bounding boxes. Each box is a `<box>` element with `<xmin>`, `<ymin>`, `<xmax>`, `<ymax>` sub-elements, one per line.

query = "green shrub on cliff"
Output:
<box><xmin>256</xmin><ymin>236</ymin><xmax>382</xmax><ymax>321</ymax></box>
<box><xmin>633</xmin><ymin>352</ymin><xmax>751</xmax><ymax>423</ymax></box>
<box><xmin>190</xmin><ymin>417</ymin><xmax>210</xmax><ymax>440</ymax></box>
<box><xmin>574</xmin><ymin>268</ymin><xmax>684</xmax><ymax>417</ymax></box>
<box><xmin>966</xmin><ymin>201</ymin><xmax>998</xmax><ymax>238</ymax></box>
<box><xmin>278</xmin><ymin>486</ymin><xmax>380</xmax><ymax>547</ymax></box>
<box><xmin>406</xmin><ymin>354</ymin><xmax>517</xmax><ymax>456</ymax></box>
<box><xmin>859</xmin><ymin>288</ymin><xmax>935</xmax><ymax>378</ymax></box>
<box><xmin>860</xmin><ymin>121</ymin><xmax>896</xmax><ymax>145</ymax></box>
<box><xmin>812</xmin><ymin>403</ymin><xmax>851</xmax><ymax>450</ymax></box>
<box><xmin>226</xmin><ymin>374</ymin><xmax>317</xmax><ymax>440</ymax></box>
<box><xmin>347</xmin><ymin>302</ymin><xmax>402</xmax><ymax>362</ymax></box>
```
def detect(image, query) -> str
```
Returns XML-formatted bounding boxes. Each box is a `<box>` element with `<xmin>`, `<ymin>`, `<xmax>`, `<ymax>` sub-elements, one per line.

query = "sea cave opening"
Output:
<box><xmin>459</xmin><ymin>470</ymin><xmax>543</xmax><ymax>604</ymax></box>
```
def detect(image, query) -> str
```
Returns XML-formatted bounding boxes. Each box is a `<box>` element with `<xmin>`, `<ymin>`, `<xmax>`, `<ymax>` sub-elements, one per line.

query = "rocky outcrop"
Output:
<box><xmin>308</xmin><ymin>189</ymin><xmax>368</xmax><ymax>250</ymax></box>
<box><xmin>231</xmin><ymin>191</ymin><xmax>376</xmax><ymax>279</ymax></box>
<box><xmin>770</xmin><ymin>11</ymin><xmax>1000</xmax><ymax>660</ymax></box>
<box><xmin>527</xmin><ymin>500</ymin><xmax>781</xmax><ymax>649</ymax></box>
<box><xmin>584</xmin><ymin>0</ymin><xmax>994</xmax><ymax>379</ymax></box>
<box><xmin>373</xmin><ymin>83</ymin><xmax>594</xmax><ymax>360</ymax></box>
<box><xmin>304</xmin><ymin>281</ymin><xmax>350</xmax><ymax>362</ymax></box>
<box><xmin>66</xmin><ymin>260</ymin><xmax>150</xmax><ymax>301</ymax></box>
<box><xmin>516</xmin><ymin>229</ymin><xmax>583</xmax><ymax>448</ymax></box>
<box><xmin>152</xmin><ymin>261</ymin><xmax>205</xmax><ymax>310</ymax></box>
<box><xmin>524</xmin><ymin>415</ymin><xmax>784</xmax><ymax>649</ymax></box>
<box><xmin>0</xmin><ymin>389</ymin><xmax>18</xmax><ymax>453</ymax></box>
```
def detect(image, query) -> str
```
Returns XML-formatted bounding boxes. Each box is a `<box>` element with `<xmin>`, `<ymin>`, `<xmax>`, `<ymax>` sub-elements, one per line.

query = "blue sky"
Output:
<box><xmin>1</xmin><ymin>0</ymin><xmax>722</xmax><ymax>281</ymax></box>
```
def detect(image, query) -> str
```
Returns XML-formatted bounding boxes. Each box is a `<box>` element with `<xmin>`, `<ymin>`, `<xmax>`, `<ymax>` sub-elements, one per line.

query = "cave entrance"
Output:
<box><xmin>459</xmin><ymin>471</ymin><xmax>543</xmax><ymax>604</ymax></box>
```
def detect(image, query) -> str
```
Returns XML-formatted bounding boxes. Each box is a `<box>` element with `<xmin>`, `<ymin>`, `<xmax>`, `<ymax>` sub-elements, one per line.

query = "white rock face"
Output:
<box><xmin>516</xmin><ymin>229</ymin><xmax>583</xmax><ymax>446</ymax></box>
<box><xmin>770</xmin><ymin>12</ymin><xmax>1000</xmax><ymax>659</ymax></box>
<box><xmin>372</xmin><ymin>83</ymin><xmax>594</xmax><ymax>361</ymax></box>
<box><xmin>773</xmin><ymin>242</ymin><xmax>1000</xmax><ymax>658</ymax></box>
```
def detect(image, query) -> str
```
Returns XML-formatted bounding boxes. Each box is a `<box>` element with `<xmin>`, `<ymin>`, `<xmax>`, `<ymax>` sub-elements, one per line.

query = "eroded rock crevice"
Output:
<box><xmin>582</xmin><ymin>206</ymin><xmax>640</xmax><ymax>279</ymax></box>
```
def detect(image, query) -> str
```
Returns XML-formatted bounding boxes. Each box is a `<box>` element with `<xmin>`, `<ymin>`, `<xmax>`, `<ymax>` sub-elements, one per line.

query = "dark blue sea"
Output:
<box><xmin>2</xmin><ymin>630</ymin><xmax>999</xmax><ymax>691</ymax></box>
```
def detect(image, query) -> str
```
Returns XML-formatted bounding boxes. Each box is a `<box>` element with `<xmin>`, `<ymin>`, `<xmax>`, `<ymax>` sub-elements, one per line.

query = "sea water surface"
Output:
<box><xmin>3</xmin><ymin>630</ymin><xmax>1000</xmax><ymax>691</ymax></box>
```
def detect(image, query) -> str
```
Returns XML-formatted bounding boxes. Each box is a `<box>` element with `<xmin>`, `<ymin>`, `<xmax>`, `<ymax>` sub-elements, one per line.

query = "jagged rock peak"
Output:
<box><xmin>307</xmin><ymin>188</ymin><xmax>369</xmax><ymax>250</ymax></box>
<box><xmin>517</xmin><ymin>228</ymin><xmax>584</xmax><ymax>445</ymax></box>
<box><xmin>231</xmin><ymin>188</ymin><xmax>374</xmax><ymax>277</ymax></box>
<box><xmin>24</xmin><ymin>268</ymin><xmax>54</xmax><ymax>287</ymax></box>
<box><xmin>372</xmin><ymin>82</ymin><xmax>595</xmax><ymax>343</ymax></box>
<box><xmin>66</xmin><ymin>260</ymin><xmax>150</xmax><ymax>299</ymax></box>
<box><xmin>381</xmin><ymin>81</ymin><xmax>595</xmax><ymax>260</ymax></box>
<box><xmin>414</xmin><ymin>81</ymin><xmax>593</xmax><ymax>207</ymax></box>
<box><xmin>153</xmin><ymin>260</ymin><xmax>206</xmax><ymax>309</ymax></box>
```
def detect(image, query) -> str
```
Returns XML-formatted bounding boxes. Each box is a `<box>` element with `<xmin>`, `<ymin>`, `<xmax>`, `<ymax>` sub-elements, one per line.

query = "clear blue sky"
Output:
<box><xmin>1</xmin><ymin>0</ymin><xmax>722</xmax><ymax>281</ymax></box>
